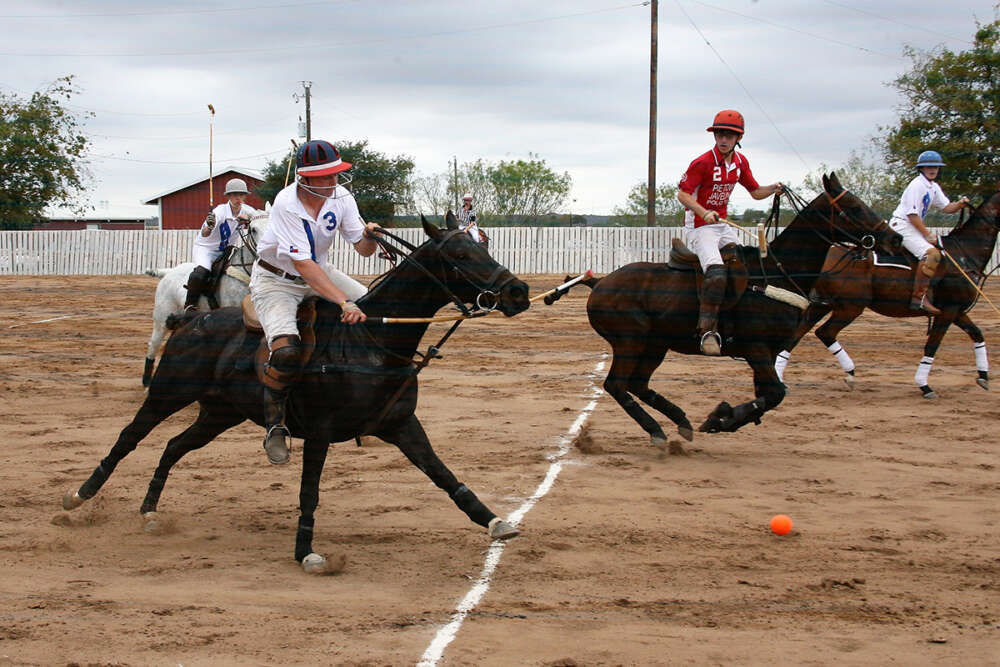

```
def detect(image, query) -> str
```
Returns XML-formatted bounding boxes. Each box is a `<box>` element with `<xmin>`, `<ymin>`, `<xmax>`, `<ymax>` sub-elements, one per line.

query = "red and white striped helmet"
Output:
<box><xmin>296</xmin><ymin>140</ymin><xmax>352</xmax><ymax>177</ymax></box>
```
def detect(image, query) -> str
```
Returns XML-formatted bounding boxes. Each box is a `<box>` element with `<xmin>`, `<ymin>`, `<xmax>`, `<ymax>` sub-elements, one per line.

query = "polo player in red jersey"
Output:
<box><xmin>677</xmin><ymin>110</ymin><xmax>783</xmax><ymax>355</ymax></box>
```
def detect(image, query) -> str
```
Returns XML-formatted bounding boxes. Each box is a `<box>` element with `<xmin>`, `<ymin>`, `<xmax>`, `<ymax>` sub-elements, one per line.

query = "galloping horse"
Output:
<box><xmin>775</xmin><ymin>188</ymin><xmax>1000</xmax><ymax>397</ymax></box>
<box><xmin>141</xmin><ymin>210</ymin><xmax>269</xmax><ymax>386</ymax></box>
<box><xmin>552</xmin><ymin>173</ymin><xmax>901</xmax><ymax>442</ymax></box>
<box><xmin>63</xmin><ymin>214</ymin><xmax>531</xmax><ymax>573</ymax></box>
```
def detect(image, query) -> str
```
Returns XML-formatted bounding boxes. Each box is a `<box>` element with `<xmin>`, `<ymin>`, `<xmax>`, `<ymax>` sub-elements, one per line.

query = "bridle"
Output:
<box><xmin>782</xmin><ymin>185</ymin><xmax>886</xmax><ymax>251</ymax></box>
<box><xmin>370</xmin><ymin>227</ymin><xmax>517</xmax><ymax>316</ymax></box>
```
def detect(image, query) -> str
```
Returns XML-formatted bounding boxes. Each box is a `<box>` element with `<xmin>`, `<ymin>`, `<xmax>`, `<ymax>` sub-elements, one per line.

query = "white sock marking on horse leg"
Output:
<box><xmin>974</xmin><ymin>342</ymin><xmax>988</xmax><ymax>372</ymax></box>
<box><xmin>827</xmin><ymin>342</ymin><xmax>855</xmax><ymax>373</ymax></box>
<box><xmin>417</xmin><ymin>357</ymin><xmax>606</xmax><ymax>667</ymax></box>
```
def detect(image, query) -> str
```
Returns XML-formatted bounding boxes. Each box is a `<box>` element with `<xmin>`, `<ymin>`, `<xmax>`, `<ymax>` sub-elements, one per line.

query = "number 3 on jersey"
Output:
<box><xmin>323</xmin><ymin>211</ymin><xmax>338</xmax><ymax>231</ymax></box>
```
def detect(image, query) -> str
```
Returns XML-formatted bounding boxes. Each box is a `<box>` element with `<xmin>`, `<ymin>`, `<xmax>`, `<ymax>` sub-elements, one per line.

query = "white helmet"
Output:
<box><xmin>462</xmin><ymin>193</ymin><xmax>473</xmax><ymax>201</ymax></box>
<box><xmin>224</xmin><ymin>178</ymin><xmax>250</xmax><ymax>195</ymax></box>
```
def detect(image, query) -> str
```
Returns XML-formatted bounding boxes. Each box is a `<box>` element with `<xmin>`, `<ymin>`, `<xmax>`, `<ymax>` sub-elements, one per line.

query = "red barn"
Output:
<box><xmin>142</xmin><ymin>166</ymin><xmax>265</xmax><ymax>230</ymax></box>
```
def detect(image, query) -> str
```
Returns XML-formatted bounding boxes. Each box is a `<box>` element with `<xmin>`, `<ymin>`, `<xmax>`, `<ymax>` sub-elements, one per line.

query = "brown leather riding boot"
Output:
<box><xmin>697</xmin><ymin>264</ymin><xmax>727</xmax><ymax>356</ymax></box>
<box><xmin>910</xmin><ymin>266</ymin><xmax>941</xmax><ymax>315</ymax></box>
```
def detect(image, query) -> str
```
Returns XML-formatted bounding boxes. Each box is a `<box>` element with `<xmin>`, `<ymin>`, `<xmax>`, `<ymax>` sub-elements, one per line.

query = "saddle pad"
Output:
<box><xmin>873</xmin><ymin>252</ymin><xmax>911</xmax><ymax>270</ymax></box>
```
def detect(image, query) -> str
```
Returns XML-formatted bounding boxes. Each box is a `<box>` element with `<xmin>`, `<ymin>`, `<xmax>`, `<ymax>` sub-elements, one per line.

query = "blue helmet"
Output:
<box><xmin>916</xmin><ymin>150</ymin><xmax>946</xmax><ymax>168</ymax></box>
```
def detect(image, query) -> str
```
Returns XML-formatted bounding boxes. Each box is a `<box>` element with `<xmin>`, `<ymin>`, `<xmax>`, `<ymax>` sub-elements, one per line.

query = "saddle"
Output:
<box><xmin>242</xmin><ymin>296</ymin><xmax>319</xmax><ymax>390</ymax></box>
<box><xmin>667</xmin><ymin>238</ymin><xmax>749</xmax><ymax>310</ymax></box>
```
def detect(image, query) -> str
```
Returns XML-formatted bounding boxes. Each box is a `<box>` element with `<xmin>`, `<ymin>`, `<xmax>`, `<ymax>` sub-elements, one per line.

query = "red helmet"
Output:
<box><xmin>296</xmin><ymin>140</ymin><xmax>352</xmax><ymax>177</ymax></box>
<box><xmin>706</xmin><ymin>109</ymin><xmax>745</xmax><ymax>135</ymax></box>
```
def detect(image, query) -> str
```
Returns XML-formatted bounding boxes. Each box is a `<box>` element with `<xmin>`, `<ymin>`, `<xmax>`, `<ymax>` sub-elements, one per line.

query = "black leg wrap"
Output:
<box><xmin>295</xmin><ymin>516</ymin><xmax>315</xmax><ymax>562</ymax></box>
<box><xmin>140</xmin><ymin>476</ymin><xmax>167</xmax><ymax>514</ymax></box>
<box><xmin>78</xmin><ymin>463</ymin><xmax>111</xmax><ymax>500</ymax></box>
<box><xmin>450</xmin><ymin>483</ymin><xmax>495</xmax><ymax>527</ymax></box>
<box><xmin>698</xmin><ymin>398</ymin><xmax>766</xmax><ymax>433</ymax></box>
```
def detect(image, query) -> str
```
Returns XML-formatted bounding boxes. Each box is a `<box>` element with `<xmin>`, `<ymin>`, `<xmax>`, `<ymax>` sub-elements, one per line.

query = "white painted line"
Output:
<box><xmin>7</xmin><ymin>315</ymin><xmax>74</xmax><ymax>329</ymax></box>
<box><xmin>418</xmin><ymin>357</ymin><xmax>606</xmax><ymax>667</ymax></box>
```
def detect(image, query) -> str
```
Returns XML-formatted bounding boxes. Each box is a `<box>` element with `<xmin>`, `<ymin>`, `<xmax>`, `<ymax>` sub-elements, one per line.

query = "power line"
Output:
<box><xmin>819</xmin><ymin>0</ymin><xmax>973</xmax><ymax>45</ymax></box>
<box><xmin>0</xmin><ymin>0</ymin><xmax>354</xmax><ymax>20</ymax></box>
<box><xmin>673</xmin><ymin>0</ymin><xmax>809</xmax><ymax>170</ymax></box>
<box><xmin>0</xmin><ymin>2</ymin><xmax>649</xmax><ymax>58</ymax></box>
<box><xmin>85</xmin><ymin>148</ymin><xmax>286</xmax><ymax>165</ymax></box>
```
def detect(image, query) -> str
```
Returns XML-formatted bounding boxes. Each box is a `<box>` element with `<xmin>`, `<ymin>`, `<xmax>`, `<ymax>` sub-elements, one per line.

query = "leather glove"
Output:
<box><xmin>204</xmin><ymin>212</ymin><xmax>216</xmax><ymax>229</ymax></box>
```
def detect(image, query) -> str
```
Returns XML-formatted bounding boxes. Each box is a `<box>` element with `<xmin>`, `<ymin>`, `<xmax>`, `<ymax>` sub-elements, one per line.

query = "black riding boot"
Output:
<box><xmin>263</xmin><ymin>386</ymin><xmax>291</xmax><ymax>465</ymax></box>
<box><xmin>183</xmin><ymin>266</ymin><xmax>211</xmax><ymax>312</ymax></box>
<box><xmin>697</xmin><ymin>264</ymin><xmax>727</xmax><ymax>356</ymax></box>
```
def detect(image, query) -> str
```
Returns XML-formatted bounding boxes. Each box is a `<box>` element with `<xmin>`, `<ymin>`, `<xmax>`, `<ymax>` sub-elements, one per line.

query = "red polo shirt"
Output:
<box><xmin>679</xmin><ymin>147</ymin><xmax>760</xmax><ymax>228</ymax></box>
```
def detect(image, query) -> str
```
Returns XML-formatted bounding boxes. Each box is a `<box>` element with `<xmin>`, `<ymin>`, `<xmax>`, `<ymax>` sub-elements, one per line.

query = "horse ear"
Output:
<box><xmin>445</xmin><ymin>210</ymin><xmax>459</xmax><ymax>230</ymax></box>
<box><xmin>822</xmin><ymin>173</ymin><xmax>830</xmax><ymax>193</ymax></box>
<box><xmin>828</xmin><ymin>171</ymin><xmax>843</xmax><ymax>193</ymax></box>
<box><xmin>421</xmin><ymin>214</ymin><xmax>443</xmax><ymax>241</ymax></box>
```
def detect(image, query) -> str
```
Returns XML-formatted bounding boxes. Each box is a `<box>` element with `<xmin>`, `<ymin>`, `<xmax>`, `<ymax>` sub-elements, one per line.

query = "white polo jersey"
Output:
<box><xmin>256</xmin><ymin>182</ymin><xmax>365</xmax><ymax>276</ymax></box>
<box><xmin>193</xmin><ymin>201</ymin><xmax>257</xmax><ymax>253</ymax></box>
<box><xmin>891</xmin><ymin>173</ymin><xmax>950</xmax><ymax>224</ymax></box>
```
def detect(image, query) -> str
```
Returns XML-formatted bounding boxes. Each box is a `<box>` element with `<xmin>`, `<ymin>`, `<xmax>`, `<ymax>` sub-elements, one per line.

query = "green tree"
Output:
<box><xmin>880</xmin><ymin>14</ymin><xmax>1000</xmax><ymax>198</ymax></box>
<box><xmin>486</xmin><ymin>155</ymin><xmax>571</xmax><ymax>223</ymax></box>
<box><xmin>255</xmin><ymin>140</ymin><xmax>414</xmax><ymax>224</ymax></box>
<box><xmin>0</xmin><ymin>76</ymin><xmax>92</xmax><ymax>229</ymax></box>
<box><xmin>611</xmin><ymin>181</ymin><xmax>684</xmax><ymax>226</ymax></box>
<box><xmin>800</xmin><ymin>149</ymin><xmax>898</xmax><ymax>218</ymax></box>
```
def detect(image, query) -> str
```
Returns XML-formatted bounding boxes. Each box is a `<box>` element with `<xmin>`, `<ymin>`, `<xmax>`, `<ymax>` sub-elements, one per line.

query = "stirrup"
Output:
<box><xmin>263</xmin><ymin>424</ymin><xmax>290</xmax><ymax>465</ymax></box>
<box><xmin>183</xmin><ymin>304</ymin><xmax>198</xmax><ymax>313</ymax></box>
<box><xmin>699</xmin><ymin>331</ymin><xmax>722</xmax><ymax>356</ymax></box>
<box><xmin>915</xmin><ymin>296</ymin><xmax>941</xmax><ymax>315</ymax></box>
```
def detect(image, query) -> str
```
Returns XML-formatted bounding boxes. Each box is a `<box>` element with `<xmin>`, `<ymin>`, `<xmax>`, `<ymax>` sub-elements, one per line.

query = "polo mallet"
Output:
<box><xmin>284</xmin><ymin>138</ymin><xmax>298</xmax><ymax>187</ymax></box>
<box><xmin>207</xmin><ymin>103</ymin><xmax>216</xmax><ymax>207</ymax></box>
<box><xmin>719</xmin><ymin>217</ymin><xmax>768</xmax><ymax>258</ymax></box>
<box><xmin>531</xmin><ymin>269</ymin><xmax>595</xmax><ymax>303</ymax></box>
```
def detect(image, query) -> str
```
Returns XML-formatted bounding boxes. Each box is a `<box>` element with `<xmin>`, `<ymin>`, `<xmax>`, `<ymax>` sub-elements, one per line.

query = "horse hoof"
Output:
<box><xmin>677</xmin><ymin>425</ymin><xmax>694</xmax><ymax>442</ymax></box>
<box><xmin>976</xmin><ymin>378</ymin><xmax>989</xmax><ymax>391</ymax></box>
<box><xmin>843</xmin><ymin>374</ymin><xmax>855</xmax><ymax>390</ymax></box>
<box><xmin>62</xmin><ymin>490</ymin><xmax>85</xmax><ymax>511</ymax></box>
<box><xmin>920</xmin><ymin>385</ymin><xmax>937</xmax><ymax>399</ymax></box>
<box><xmin>488</xmin><ymin>517</ymin><xmax>520</xmax><ymax>541</ymax></box>
<box><xmin>302</xmin><ymin>552</ymin><xmax>346</xmax><ymax>575</ymax></box>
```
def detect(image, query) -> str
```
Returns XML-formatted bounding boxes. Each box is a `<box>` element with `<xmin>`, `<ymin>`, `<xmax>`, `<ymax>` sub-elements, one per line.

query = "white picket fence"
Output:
<box><xmin>0</xmin><ymin>227</ymin><xmax>996</xmax><ymax>276</ymax></box>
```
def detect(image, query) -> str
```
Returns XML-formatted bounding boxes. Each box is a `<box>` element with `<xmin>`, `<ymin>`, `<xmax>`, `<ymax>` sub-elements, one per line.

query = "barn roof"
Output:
<box><xmin>140</xmin><ymin>166</ymin><xmax>264</xmax><ymax>205</ymax></box>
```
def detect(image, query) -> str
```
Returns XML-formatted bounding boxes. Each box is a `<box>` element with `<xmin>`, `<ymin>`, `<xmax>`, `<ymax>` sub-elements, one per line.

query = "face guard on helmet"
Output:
<box><xmin>295</xmin><ymin>140</ymin><xmax>353</xmax><ymax>199</ymax></box>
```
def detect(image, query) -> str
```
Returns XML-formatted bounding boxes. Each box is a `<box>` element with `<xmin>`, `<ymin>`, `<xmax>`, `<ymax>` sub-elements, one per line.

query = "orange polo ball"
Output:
<box><xmin>770</xmin><ymin>514</ymin><xmax>793</xmax><ymax>535</ymax></box>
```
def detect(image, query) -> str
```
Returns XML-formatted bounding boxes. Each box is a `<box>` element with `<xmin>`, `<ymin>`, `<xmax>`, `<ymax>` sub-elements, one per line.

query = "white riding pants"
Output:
<box><xmin>889</xmin><ymin>217</ymin><xmax>934</xmax><ymax>260</ymax></box>
<box><xmin>192</xmin><ymin>245</ymin><xmax>223</xmax><ymax>271</ymax></box>
<box><xmin>684</xmin><ymin>223</ymin><xmax>740</xmax><ymax>270</ymax></box>
<box><xmin>249</xmin><ymin>263</ymin><xmax>368</xmax><ymax>348</ymax></box>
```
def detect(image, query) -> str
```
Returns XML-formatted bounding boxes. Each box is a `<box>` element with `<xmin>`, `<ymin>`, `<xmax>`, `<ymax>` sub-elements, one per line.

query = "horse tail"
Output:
<box><xmin>145</xmin><ymin>267</ymin><xmax>170</xmax><ymax>278</ymax></box>
<box><xmin>543</xmin><ymin>274</ymin><xmax>602</xmax><ymax>306</ymax></box>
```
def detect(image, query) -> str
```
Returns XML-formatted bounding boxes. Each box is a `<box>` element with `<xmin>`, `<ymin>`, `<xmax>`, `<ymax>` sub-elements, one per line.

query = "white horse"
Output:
<box><xmin>142</xmin><ymin>210</ymin><xmax>270</xmax><ymax>387</ymax></box>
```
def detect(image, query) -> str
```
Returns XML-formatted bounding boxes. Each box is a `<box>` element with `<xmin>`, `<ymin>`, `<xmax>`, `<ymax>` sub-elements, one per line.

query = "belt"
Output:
<box><xmin>257</xmin><ymin>259</ymin><xmax>306</xmax><ymax>285</ymax></box>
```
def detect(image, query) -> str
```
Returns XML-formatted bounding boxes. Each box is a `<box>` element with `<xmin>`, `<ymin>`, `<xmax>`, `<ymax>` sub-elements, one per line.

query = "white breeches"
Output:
<box><xmin>192</xmin><ymin>245</ymin><xmax>223</xmax><ymax>271</ymax></box>
<box><xmin>684</xmin><ymin>223</ymin><xmax>740</xmax><ymax>269</ymax></box>
<box><xmin>249</xmin><ymin>264</ymin><xmax>367</xmax><ymax>347</ymax></box>
<box><xmin>889</xmin><ymin>217</ymin><xmax>934</xmax><ymax>259</ymax></box>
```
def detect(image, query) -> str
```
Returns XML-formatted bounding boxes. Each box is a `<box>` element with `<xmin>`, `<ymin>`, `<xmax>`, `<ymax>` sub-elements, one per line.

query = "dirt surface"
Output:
<box><xmin>1</xmin><ymin>274</ymin><xmax>998</xmax><ymax>666</ymax></box>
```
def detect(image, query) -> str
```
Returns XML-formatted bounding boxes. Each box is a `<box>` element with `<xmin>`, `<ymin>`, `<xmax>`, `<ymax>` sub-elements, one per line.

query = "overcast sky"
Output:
<box><xmin>3</xmin><ymin>0</ymin><xmax>996</xmax><ymax>219</ymax></box>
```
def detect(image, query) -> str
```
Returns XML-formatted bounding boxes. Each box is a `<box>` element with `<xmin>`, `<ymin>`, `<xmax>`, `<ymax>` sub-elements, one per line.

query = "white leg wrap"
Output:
<box><xmin>915</xmin><ymin>355</ymin><xmax>934</xmax><ymax>387</ymax></box>
<box><xmin>827</xmin><ymin>342</ymin><xmax>855</xmax><ymax>373</ymax></box>
<box><xmin>974</xmin><ymin>342</ymin><xmax>989</xmax><ymax>373</ymax></box>
<box><xmin>774</xmin><ymin>350</ymin><xmax>790</xmax><ymax>382</ymax></box>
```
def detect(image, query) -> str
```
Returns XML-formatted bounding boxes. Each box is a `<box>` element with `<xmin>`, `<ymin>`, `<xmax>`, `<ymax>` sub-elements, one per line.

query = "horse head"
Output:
<box><xmin>820</xmin><ymin>171</ymin><xmax>902</xmax><ymax>254</ymax></box>
<box><xmin>418</xmin><ymin>212</ymin><xmax>529</xmax><ymax>316</ymax></box>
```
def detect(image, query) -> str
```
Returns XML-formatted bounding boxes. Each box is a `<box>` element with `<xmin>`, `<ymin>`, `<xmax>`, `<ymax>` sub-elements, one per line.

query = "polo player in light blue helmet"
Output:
<box><xmin>888</xmin><ymin>150</ymin><xmax>970</xmax><ymax>314</ymax></box>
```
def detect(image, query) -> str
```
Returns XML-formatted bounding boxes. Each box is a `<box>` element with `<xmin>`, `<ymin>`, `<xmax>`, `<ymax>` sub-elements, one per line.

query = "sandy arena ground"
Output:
<box><xmin>0</xmin><ymin>273</ymin><xmax>998</xmax><ymax>666</ymax></box>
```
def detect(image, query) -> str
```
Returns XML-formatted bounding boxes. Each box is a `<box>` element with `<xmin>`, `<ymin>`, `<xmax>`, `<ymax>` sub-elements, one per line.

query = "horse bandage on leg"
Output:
<box><xmin>827</xmin><ymin>342</ymin><xmax>855</xmax><ymax>373</ymax></box>
<box><xmin>914</xmin><ymin>355</ymin><xmax>934</xmax><ymax>387</ymax></box>
<box><xmin>974</xmin><ymin>341</ymin><xmax>988</xmax><ymax>372</ymax></box>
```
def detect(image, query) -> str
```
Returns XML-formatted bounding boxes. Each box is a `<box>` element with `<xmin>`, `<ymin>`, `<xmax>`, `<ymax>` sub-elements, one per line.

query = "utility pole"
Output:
<box><xmin>294</xmin><ymin>81</ymin><xmax>313</xmax><ymax>141</ymax></box>
<box><xmin>453</xmin><ymin>156</ymin><xmax>459</xmax><ymax>212</ymax></box>
<box><xmin>647</xmin><ymin>0</ymin><xmax>658</xmax><ymax>226</ymax></box>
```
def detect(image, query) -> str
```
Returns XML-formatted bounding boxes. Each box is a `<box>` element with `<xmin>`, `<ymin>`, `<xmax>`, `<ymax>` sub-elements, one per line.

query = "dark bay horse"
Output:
<box><xmin>775</xmin><ymin>188</ymin><xmax>1000</xmax><ymax>398</ymax></box>
<box><xmin>62</xmin><ymin>214</ymin><xmax>530</xmax><ymax>574</ymax></box>
<box><xmin>552</xmin><ymin>173</ymin><xmax>901</xmax><ymax>443</ymax></box>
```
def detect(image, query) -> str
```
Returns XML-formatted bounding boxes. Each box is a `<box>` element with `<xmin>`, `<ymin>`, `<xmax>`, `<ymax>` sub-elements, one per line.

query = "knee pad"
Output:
<box><xmin>268</xmin><ymin>335</ymin><xmax>302</xmax><ymax>374</ymax></box>
<box><xmin>921</xmin><ymin>248</ymin><xmax>941</xmax><ymax>276</ymax></box>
